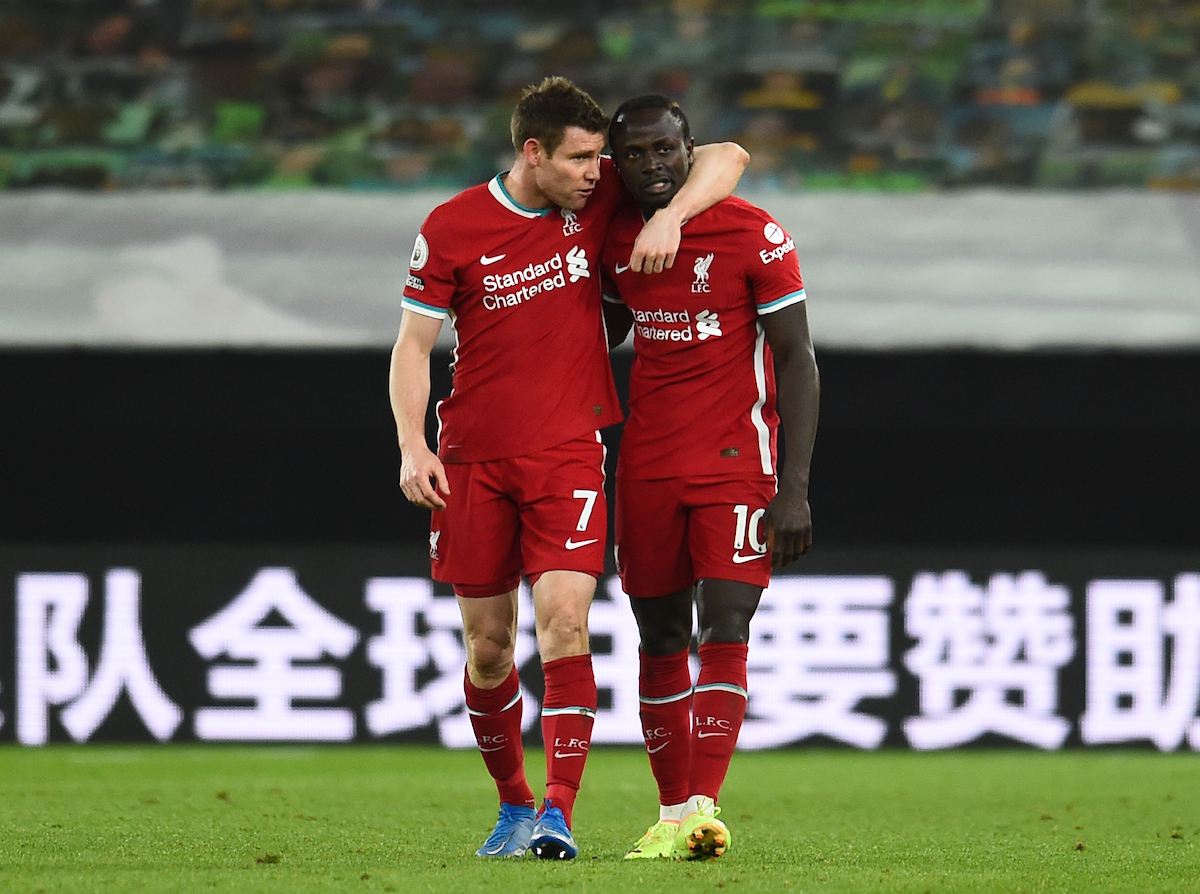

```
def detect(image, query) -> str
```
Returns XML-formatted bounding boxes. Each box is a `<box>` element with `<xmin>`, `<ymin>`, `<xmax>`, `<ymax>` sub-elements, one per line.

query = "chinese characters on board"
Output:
<box><xmin>6</xmin><ymin>567</ymin><xmax>1200</xmax><ymax>750</ymax></box>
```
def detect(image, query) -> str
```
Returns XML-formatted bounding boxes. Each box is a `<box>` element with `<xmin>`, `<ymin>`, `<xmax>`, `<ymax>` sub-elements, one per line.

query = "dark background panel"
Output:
<box><xmin>2</xmin><ymin>348</ymin><xmax>1198</xmax><ymax>547</ymax></box>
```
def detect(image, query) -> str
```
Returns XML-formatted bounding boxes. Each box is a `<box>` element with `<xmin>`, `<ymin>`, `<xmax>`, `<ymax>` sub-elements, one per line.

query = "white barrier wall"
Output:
<box><xmin>3</xmin><ymin>189</ymin><xmax>1200</xmax><ymax>349</ymax></box>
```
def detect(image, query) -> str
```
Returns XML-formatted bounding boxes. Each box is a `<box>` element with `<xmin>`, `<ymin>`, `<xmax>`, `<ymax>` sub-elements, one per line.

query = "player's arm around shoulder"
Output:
<box><xmin>631</xmin><ymin>141</ymin><xmax>749</xmax><ymax>273</ymax></box>
<box><xmin>389</xmin><ymin>309</ymin><xmax>450</xmax><ymax>510</ymax></box>
<box><xmin>683</xmin><ymin>142</ymin><xmax>750</xmax><ymax>219</ymax></box>
<box><xmin>760</xmin><ymin>299</ymin><xmax>819</xmax><ymax>566</ymax></box>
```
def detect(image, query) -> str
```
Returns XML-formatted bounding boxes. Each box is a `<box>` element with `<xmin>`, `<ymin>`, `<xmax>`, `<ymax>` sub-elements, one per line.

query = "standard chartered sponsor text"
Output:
<box><xmin>637</xmin><ymin>324</ymin><xmax>694</xmax><ymax>341</ymax></box>
<box><xmin>482</xmin><ymin>252</ymin><xmax>567</xmax><ymax>310</ymax></box>
<box><xmin>633</xmin><ymin>307</ymin><xmax>694</xmax><ymax>341</ymax></box>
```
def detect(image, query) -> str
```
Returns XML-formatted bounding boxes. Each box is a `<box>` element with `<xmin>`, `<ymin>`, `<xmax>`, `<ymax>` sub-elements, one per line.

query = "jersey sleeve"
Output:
<box><xmin>401</xmin><ymin>213</ymin><xmax>456</xmax><ymax>320</ymax></box>
<box><xmin>746</xmin><ymin>210</ymin><xmax>807</xmax><ymax>316</ymax></box>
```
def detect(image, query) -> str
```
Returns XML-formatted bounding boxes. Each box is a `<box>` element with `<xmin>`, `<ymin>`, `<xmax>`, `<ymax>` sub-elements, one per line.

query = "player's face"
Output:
<box><xmin>532</xmin><ymin>126</ymin><xmax>607</xmax><ymax>212</ymax></box>
<box><xmin>611</xmin><ymin>108</ymin><xmax>694</xmax><ymax>212</ymax></box>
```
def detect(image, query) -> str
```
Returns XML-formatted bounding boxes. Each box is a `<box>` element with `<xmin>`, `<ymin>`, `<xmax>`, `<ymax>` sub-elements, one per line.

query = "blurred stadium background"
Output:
<box><xmin>2</xmin><ymin>0</ymin><xmax>1200</xmax><ymax>751</ymax></box>
<box><xmin>3</xmin><ymin>0</ymin><xmax>1200</xmax><ymax>190</ymax></box>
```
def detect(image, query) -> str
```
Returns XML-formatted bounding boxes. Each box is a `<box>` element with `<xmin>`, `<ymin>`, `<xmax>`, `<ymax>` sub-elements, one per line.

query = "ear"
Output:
<box><xmin>686</xmin><ymin>138</ymin><xmax>696</xmax><ymax>166</ymax></box>
<box><xmin>521</xmin><ymin>138</ymin><xmax>545</xmax><ymax>167</ymax></box>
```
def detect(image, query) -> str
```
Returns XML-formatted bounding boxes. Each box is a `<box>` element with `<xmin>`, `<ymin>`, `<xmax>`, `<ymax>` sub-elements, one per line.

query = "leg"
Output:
<box><xmin>674</xmin><ymin>578</ymin><xmax>761</xmax><ymax>860</ymax></box>
<box><xmin>676</xmin><ymin>578</ymin><xmax>758</xmax><ymax>859</ymax></box>
<box><xmin>458</xmin><ymin>591</ymin><xmax>537</xmax><ymax>857</ymax></box>
<box><xmin>692</xmin><ymin>578</ymin><xmax>760</xmax><ymax>799</ymax></box>
<box><xmin>529</xmin><ymin>570</ymin><xmax>597</xmax><ymax>859</ymax></box>
<box><xmin>666</xmin><ymin>476</ymin><xmax>774</xmax><ymax>860</ymax></box>
<box><xmin>685</xmin><ymin>478</ymin><xmax>772</xmax><ymax>802</ymax></box>
<box><xmin>503</xmin><ymin>435</ymin><xmax>609</xmax><ymax>859</ymax></box>
<box><xmin>615</xmin><ymin>475</ymin><xmax>700</xmax><ymax>857</ymax></box>
<box><xmin>630</xmin><ymin>586</ymin><xmax>695</xmax><ymax>800</ymax></box>
<box><xmin>623</xmin><ymin>587</ymin><xmax>696</xmax><ymax>859</ymax></box>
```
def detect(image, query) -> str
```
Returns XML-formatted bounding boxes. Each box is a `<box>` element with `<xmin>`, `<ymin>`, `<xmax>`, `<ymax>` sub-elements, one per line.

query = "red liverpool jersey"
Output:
<box><xmin>402</xmin><ymin>159</ymin><xmax>626</xmax><ymax>463</ymax></box>
<box><xmin>601</xmin><ymin>196</ymin><xmax>806</xmax><ymax>480</ymax></box>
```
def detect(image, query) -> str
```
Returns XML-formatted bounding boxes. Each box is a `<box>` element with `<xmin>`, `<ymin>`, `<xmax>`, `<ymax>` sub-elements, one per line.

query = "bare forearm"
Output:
<box><xmin>775</xmin><ymin>344</ymin><xmax>820</xmax><ymax>493</ymax></box>
<box><xmin>389</xmin><ymin>339</ymin><xmax>433</xmax><ymax>456</ymax></box>
<box><xmin>390</xmin><ymin>312</ymin><xmax>450</xmax><ymax>509</ymax></box>
<box><xmin>666</xmin><ymin>142</ymin><xmax>749</xmax><ymax>223</ymax></box>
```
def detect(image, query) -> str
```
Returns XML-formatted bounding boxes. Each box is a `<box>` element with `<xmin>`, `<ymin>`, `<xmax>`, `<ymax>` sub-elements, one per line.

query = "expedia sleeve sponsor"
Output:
<box><xmin>759</xmin><ymin>237</ymin><xmax>796</xmax><ymax>265</ymax></box>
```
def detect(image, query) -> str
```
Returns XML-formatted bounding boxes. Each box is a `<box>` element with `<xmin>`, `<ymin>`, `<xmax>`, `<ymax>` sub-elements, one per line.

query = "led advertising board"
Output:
<box><xmin>3</xmin><ymin>546</ymin><xmax>1198</xmax><ymax>750</ymax></box>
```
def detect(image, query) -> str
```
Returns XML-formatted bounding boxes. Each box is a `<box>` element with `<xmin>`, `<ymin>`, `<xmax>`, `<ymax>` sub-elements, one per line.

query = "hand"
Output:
<box><xmin>398</xmin><ymin>446</ymin><xmax>450</xmax><ymax>511</ymax></box>
<box><xmin>629</xmin><ymin>207</ymin><xmax>684</xmax><ymax>273</ymax></box>
<box><xmin>764</xmin><ymin>488</ymin><xmax>812</xmax><ymax>567</ymax></box>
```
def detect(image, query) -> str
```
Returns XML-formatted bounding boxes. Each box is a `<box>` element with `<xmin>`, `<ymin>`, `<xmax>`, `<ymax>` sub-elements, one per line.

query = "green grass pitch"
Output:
<box><xmin>1</xmin><ymin>745</ymin><xmax>1197</xmax><ymax>893</ymax></box>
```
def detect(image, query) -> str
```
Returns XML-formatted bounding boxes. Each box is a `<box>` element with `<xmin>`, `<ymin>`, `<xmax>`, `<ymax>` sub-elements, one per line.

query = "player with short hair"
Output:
<box><xmin>389</xmin><ymin>77</ymin><xmax>748</xmax><ymax>861</ymax></box>
<box><xmin>601</xmin><ymin>94</ymin><xmax>820</xmax><ymax>861</ymax></box>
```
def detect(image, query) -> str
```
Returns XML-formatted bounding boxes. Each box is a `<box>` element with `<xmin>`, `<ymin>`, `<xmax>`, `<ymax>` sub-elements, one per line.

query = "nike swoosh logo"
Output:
<box><xmin>696</xmin><ymin>730</ymin><xmax>729</xmax><ymax>738</ymax></box>
<box><xmin>480</xmin><ymin>745</ymin><xmax>505</xmax><ymax>753</ymax></box>
<box><xmin>565</xmin><ymin>538</ymin><xmax>599</xmax><ymax>550</ymax></box>
<box><xmin>554</xmin><ymin>751</ymin><xmax>585</xmax><ymax>759</ymax></box>
<box><xmin>732</xmin><ymin>552</ymin><xmax>765</xmax><ymax>564</ymax></box>
<box><xmin>480</xmin><ymin>253</ymin><xmax>506</xmax><ymax>265</ymax></box>
<box><xmin>480</xmin><ymin>843</ymin><xmax>525</xmax><ymax>856</ymax></box>
<box><xmin>647</xmin><ymin>742</ymin><xmax>669</xmax><ymax>754</ymax></box>
<box><xmin>614</xmin><ymin>263</ymin><xmax>630</xmax><ymax>274</ymax></box>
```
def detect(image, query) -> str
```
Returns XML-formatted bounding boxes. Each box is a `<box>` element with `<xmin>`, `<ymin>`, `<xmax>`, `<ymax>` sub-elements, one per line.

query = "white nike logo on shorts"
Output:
<box><xmin>732</xmin><ymin>552</ymin><xmax>765</xmax><ymax>564</ymax></box>
<box><xmin>480</xmin><ymin>253</ymin><xmax>506</xmax><ymax>265</ymax></box>
<box><xmin>614</xmin><ymin>262</ymin><xmax>630</xmax><ymax>274</ymax></box>
<box><xmin>480</xmin><ymin>745</ymin><xmax>505</xmax><ymax>753</ymax></box>
<box><xmin>565</xmin><ymin>538</ymin><xmax>599</xmax><ymax>550</ymax></box>
<box><xmin>696</xmin><ymin>730</ymin><xmax>729</xmax><ymax>738</ymax></box>
<box><xmin>554</xmin><ymin>751</ymin><xmax>585</xmax><ymax>759</ymax></box>
<box><xmin>647</xmin><ymin>742</ymin><xmax>670</xmax><ymax>754</ymax></box>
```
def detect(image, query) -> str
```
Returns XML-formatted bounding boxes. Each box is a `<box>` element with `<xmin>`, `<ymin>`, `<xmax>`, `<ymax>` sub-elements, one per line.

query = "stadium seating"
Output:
<box><xmin>1</xmin><ymin>0</ymin><xmax>1197</xmax><ymax>190</ymax></box>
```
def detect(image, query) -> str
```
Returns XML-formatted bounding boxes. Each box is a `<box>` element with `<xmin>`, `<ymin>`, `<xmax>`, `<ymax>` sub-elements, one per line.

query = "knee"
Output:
<box><xmin>630</xmin><ymin>589</ymin><xmax>695</xmax><ymax>656</ymax></box>
<box><xmin>696</xmin><ymin>582</ymin><xmax>760</xmax><ymax>645</ymax></box>
<box><xmin>639</xmin><ymin>622</ymin><xmax>692</xmax><ymax>656</ymax></box>
<box><xmin>532</xmin><ymin>573</ymin><xmax>595</xmax><ymax>659</ymax></box>
<box><xmin>697</xmin><ymin>611</ymin><xmax>752</xmax><ymax>645</ymax></box>
<box><xmin>464</xmin><ymin>626</ymin><xmax>516</xmax><ymax>681</ymax></box>
<box><xmin>537</xmin><ymin>609</ymin><xmax>588</xmax><ymax>655</ymax></box>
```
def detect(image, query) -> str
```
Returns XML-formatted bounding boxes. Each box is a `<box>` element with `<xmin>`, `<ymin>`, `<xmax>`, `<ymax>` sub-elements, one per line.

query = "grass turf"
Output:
<box><xmin>0</xmin><ymin>745</ymin><xmax>1196</xmax><ymax>893</ymax></box>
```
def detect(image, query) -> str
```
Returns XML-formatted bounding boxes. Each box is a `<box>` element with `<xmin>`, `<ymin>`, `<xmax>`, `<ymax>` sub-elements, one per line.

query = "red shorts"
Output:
<box><xmin>615</xmin><ymin>473</ymin><xmax>776</xmax><ymax>599</ymax></box>
<box><xmin>430</xmin><ymin>433</ymin><xmax>607</xmax><ymax>597</ymax></box>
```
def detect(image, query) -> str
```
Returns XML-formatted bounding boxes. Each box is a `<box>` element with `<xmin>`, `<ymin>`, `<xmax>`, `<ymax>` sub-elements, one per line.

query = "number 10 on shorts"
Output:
<box><xmin>733</xmin><ymin>504</ymin><xmax>768</xmax><ymax>554</ymax></box>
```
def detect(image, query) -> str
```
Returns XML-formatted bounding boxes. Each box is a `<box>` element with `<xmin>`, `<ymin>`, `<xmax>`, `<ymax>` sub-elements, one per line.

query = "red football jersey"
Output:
<box><xmin>601</xmin><ymin>196</ymin><xmax>806</xmax><ymax>480</ymax></box>
<box><xmin>402</xmin><ymin>159</ymin><xmax>627</xmax><ymax>463</ymax></box>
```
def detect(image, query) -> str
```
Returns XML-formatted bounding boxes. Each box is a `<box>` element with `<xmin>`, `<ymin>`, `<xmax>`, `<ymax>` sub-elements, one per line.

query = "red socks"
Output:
<box><xmin>540</xmin><ymin>654</ymin><xmax>597</xmax><ymax>827</ymax></box>
<box><xmin>690</xmin><ymin>642</ymin><xmax>749</xmax><ymax>801</ymax></box>
<box><xmin>638</xmin><ymin>649</ymin><xmax>693</xmax><ymax>806</ymax></box>
<box><xmin>464</xmin><ymin>665</ymin><xmax>535</xmax><ymax>809</ymax></box>
<box><xmin>467</xmin><ymin>647</ymin><xmax>745</xmax><ymax>822</ymax></box>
